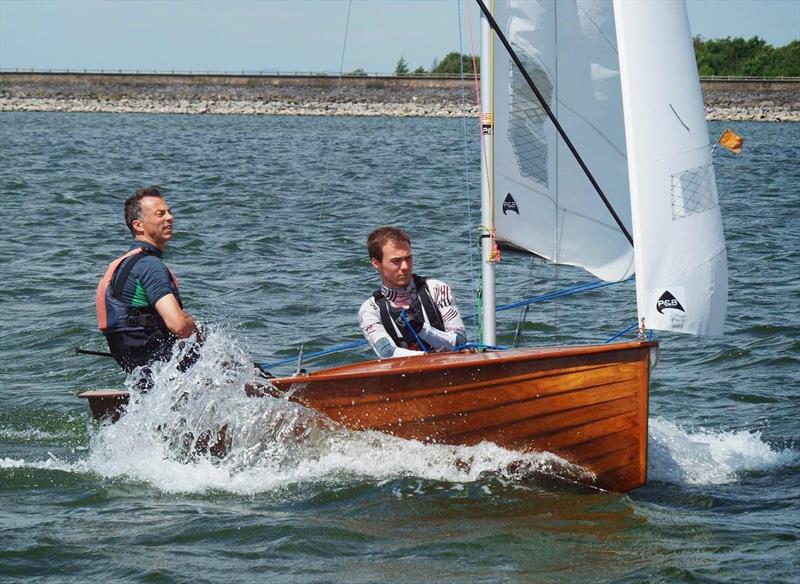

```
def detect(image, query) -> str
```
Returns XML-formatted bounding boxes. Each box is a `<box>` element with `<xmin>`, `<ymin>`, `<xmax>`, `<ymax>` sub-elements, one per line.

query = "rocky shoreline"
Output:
<box><xmin>1</xmin><ymin>73</ymin><xmax>797</xmax><ymax>121</ymax></box>
<box><xmin>701</xmin><ymin>87</ymin><xmax>799</xmax><ymax>122</ymax></box>
<box><xmin>3</xmin><ymin>94</ymin><xmax>798</xmax><ymax>122</ymax></box>
<box><xmin>0</xmin><ymin>96</ymin><xmax>473</xmax><ymax>118</ymax></box>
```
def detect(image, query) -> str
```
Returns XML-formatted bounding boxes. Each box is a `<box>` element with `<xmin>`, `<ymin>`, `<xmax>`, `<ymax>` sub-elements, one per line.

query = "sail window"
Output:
<box><xmin>670</xmin><ymin>164</ymin><xmax>719</xmax><ymax>220</ymax></box>
<box><xmin>508</xmin><ymin>48</ymin><xmax>552</xmax><ymax>187</ymax></box>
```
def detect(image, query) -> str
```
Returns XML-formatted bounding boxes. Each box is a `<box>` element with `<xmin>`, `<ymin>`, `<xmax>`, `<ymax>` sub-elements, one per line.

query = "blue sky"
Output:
<box><xmin>1</xmin><ymin>0</ymin><xmax>798</xmax><ymax>73</ymax></box>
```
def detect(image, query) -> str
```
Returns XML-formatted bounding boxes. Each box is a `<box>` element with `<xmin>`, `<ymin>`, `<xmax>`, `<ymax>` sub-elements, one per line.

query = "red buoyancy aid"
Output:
<box><xmin>96</xmin><ymin>247</ymin><xmax>181</xmax><ymax>334</ymax></box>
<box><xmin>96</xmin><ymin>248</ymin><xmax>145</xmax><ymax>332</ymax></box>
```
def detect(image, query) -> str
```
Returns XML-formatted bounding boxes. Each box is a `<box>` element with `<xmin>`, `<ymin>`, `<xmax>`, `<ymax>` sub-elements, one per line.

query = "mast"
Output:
<box><xmin>479</xmin><ymin>4</ymin><xmax>496</xmax><ymax>346</ymax></box>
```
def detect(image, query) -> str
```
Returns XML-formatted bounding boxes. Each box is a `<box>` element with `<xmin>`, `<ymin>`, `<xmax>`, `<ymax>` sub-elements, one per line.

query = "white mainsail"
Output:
<box><xmin>484</xmin><ymin>0</ymin><xmax>727</xmax><ymax>336</ymax></box>
<box><xmin>490</xmin><ymin>0</ymin><xmax>634</xmax><ymax>282</ymax></box>
<box><xmin>614</xmin><ymin>0</ymin><xmax>728</xmax><ymax>336</ymax></box>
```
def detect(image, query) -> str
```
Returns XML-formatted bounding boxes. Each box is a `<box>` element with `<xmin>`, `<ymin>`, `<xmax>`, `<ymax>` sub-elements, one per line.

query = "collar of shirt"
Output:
<box><xmin>381</xmin><ymin>278</ymin><xmax>418</xmax><ymax>307</ymax></box>
<box><xmin>130</xmin><ymin>241</ymin><xmax>163</xmax><ymax>258</ymax></box>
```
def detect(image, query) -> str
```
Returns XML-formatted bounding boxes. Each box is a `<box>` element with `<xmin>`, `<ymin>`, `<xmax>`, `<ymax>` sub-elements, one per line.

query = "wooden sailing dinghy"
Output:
<box><xmin>80</xmin><ymin>0</ymin><xmax>728</xmax><ymax>493</ymax></box>
<box><xmin>81</xmin><ymin>341</ymin><xmax>655</xmax><ymax>492</ymax></box>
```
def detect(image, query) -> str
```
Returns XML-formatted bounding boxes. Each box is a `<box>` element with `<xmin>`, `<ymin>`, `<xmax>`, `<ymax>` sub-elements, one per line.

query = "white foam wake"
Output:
<box><xmin>0</xmin><ymin>428</ymin><xmax>74</xmax><ymax>442</ymax></box>
<box><xmin>0</xmin><ymin>455</ymin><xmax>88</xmax><ymax>473</ymax></box>
<box><xmin>647</xmin><ymin>417</ymin><xmax>797</xmax><ymax>485</ymax></box>
<box><xmin>75</xmin><ymin>329</ymin><xmax>585</xmax><ymax>494</ymax></box>
<box><xmin>14</xmin><ymin>331</ymin><xmax>791</xmax><ymax>494</ymax></box>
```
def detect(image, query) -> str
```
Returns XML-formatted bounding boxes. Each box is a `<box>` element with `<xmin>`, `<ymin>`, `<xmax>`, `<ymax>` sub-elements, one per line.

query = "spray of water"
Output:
<box><xmin>647</xmin><ymin>417</ymin><xmax>797</xmax><ymax>485</ymax></box>
<box><xmin>6</xmin><ymin>329</ymin><xmax>794</xmax><ymax>494</ymax></box>
<box><xmin>81</xmin><ymin>329</ymin><xmax>588</xmax><ymax>494</ymax></box>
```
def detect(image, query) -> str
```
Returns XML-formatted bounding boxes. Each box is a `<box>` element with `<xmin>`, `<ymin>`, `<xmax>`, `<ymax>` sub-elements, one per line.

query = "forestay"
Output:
<box><xmin>614</xmin><ymin>0</ymin><xmax>728</xmax><ymax>336</ymax></box>
<box><xmin>491</xmin><ymin>0</ymin><xmax>634</xmax><ymax>282</ymax></box>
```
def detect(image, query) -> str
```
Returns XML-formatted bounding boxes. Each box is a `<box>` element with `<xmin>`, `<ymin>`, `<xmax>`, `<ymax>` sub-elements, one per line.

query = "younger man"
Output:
<box><xmin>358</xmin><ymin>226</ymin><xmax>466</xmax><ymax>358</ymax></box>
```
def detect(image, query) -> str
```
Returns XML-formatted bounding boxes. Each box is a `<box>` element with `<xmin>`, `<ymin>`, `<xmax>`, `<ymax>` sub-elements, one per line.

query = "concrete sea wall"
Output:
<box><xmin>1</xmin><ymin>72</ymin><xmax>798</xmax><ymax>121</ymax></box>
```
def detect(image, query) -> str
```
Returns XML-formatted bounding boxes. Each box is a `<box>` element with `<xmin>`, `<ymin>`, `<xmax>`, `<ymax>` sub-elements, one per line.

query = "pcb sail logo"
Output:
<box><xmin>656</xmin><ymin>290</ymin><xmax>685</xmax><ymax>314</ymax></box>
<box><xmin>502</xmin><ymin>194</ymin><xmax>519</xmax><ymax>215</ymax></box>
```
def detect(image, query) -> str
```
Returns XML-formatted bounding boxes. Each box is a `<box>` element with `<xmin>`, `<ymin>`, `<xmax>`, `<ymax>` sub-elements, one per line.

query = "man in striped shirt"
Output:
<box><xmin>358</xmin><ymin>226</ymin><xmax>466</xmax><ymax>359</ymax></box>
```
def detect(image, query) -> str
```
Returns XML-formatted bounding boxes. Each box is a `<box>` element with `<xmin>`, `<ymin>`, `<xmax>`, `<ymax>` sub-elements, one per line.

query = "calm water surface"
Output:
<box><xmin>1</xmin><ymin>112</ymin><xmax>798</xmax><ymax>583</ymax></box>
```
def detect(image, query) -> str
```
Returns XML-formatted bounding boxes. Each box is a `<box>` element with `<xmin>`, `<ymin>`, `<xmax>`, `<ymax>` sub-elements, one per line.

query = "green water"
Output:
<box><xmin>1</xmin><ymin>113</ymin><xmax>798</xmax><ymax>583</ymax></box>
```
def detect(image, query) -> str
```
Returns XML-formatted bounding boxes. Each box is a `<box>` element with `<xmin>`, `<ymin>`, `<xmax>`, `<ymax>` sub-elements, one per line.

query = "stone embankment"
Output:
<box><xmin>1</xmin><ymin>97</ymin><xmax>470</xmax><ymax>117</ymax></box>
<box><xmin>702</xmin><ymin>80</ymin><xmax>799</xmax><ymax>122</ymax></box>
<box><xmin>0</xmin><ymin>73</ymin><xmax>475</xmax><ymax>117</ymax></box>
<box><xmin>1</xmin><ymin>73</ymin><xmax>798</xmax><ymax>121</ymax></box>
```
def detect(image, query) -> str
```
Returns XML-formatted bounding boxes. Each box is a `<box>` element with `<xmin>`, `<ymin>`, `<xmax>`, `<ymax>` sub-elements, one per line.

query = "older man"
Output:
<box><xmin>96</xmin><ymin>186</ymin><xmax>200</xmax><ymax>372</ymax></box>
<box><xmin>358</xmin><ymin>226</ymin><xmax>466</xmax><ymax>359</ymax></box>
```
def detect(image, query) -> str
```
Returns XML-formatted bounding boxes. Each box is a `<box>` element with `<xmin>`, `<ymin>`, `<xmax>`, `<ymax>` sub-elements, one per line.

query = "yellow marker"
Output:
<box><xmin>719</xmin><ymin>129</ymin><xmax>743</xmax><ymax>154</ymax></box>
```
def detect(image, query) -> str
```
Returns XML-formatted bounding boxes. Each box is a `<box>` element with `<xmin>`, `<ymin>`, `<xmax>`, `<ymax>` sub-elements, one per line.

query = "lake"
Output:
<box><xmin>1</xmin><ymin>112</ymin><xmax>798</xmax><ymax>582</ymax></box>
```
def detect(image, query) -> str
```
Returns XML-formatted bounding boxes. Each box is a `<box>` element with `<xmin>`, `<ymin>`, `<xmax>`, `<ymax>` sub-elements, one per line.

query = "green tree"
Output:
<box><xmin>692</xmin><ymin>35</ymin><xmax>799</xmax><ymax>77</ymax></box>
<box><xmin>395</xmin><ymin>56</ymin><xmax>409</xmax><ymax>76</ymax></box>
<box><xmin>430</xmin><ymin>52</ymin><xmax>479</xmax><ymax>75</ymax></box>
<box><xmin>412</xmin><ymin>66</ymin><xmax>427</xmax><ymax>75</ymax></box>
<box><xmin>770</xmin><ymin>40</ymin><xmax>800</xmax><ymax>76</ymax></box>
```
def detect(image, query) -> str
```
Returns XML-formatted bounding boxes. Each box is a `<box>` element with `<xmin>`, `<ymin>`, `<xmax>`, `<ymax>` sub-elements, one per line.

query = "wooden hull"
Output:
<box><xmin>79</xmin><ymin>341</ymin><xmax>655</xmax><ymax>492</ymax></box>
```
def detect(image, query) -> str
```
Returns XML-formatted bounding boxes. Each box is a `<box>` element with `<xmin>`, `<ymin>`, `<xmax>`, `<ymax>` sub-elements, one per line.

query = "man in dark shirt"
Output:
<box><xmin>96</xmin><ymin>186</ymin><xmax>200</xmax><ymax>372</ymax></box>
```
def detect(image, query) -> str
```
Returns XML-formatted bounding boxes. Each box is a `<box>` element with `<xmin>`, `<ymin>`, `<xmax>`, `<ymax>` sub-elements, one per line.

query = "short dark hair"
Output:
<box><xmin>124</xmin><ymin>186</ymin><xmax>163</xmax><ymax>235</ymax></box>
<box><xmin>368</xmin><ymin>226</ymin><xmax>411</xmax><ymax>261</ymax></box>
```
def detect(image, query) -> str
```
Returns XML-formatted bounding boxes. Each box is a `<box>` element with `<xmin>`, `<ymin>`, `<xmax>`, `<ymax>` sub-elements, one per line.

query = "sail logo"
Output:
<box><xmin>656</xmin><ymin>290</ymin><xmax>685</xmax><ymax>314</ymax></box>
<box><xmin>502</xmin><ymin>194</ymin><xmax>519</xmax><ymax>215</ymax></box>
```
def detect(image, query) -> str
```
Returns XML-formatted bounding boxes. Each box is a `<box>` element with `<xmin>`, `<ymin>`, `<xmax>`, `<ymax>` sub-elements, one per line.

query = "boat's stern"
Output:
<box><xmin>78</xmin><ymin>389</ymin><xmax>130</xmax><ymax>423</ymax></box>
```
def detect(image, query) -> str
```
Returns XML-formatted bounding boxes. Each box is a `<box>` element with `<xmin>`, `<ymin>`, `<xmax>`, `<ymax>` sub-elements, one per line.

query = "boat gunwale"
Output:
<box><xmin>78</xmin><ymin>341</ymin><xmax>655</xmax><ymax>401</ymax></box>
<box><xmin>273</xmin><ymin>340</ymin><xmax>656</xmax><ymax>384</ymax></box>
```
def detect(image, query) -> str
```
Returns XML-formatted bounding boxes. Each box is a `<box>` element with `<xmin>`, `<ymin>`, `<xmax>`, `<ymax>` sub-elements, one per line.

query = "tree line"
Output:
<box><xmin>347</xmin><ymin>52</ymin><xmax>479</xmax><ymax>76</ymax></box>
<box><xmin>395</xmin><ymin>52</ymin><xmax>480</xmax><ymax>76</ymax></box>
<box><xmin>693</xmin><ymin>36</ymin><xmax>799</xmax><ymax>77</ymax></box>
<box><xmin>369</xmin><ymin>37</ymin><xmax>798</xmax><ymax>77</ymax></box>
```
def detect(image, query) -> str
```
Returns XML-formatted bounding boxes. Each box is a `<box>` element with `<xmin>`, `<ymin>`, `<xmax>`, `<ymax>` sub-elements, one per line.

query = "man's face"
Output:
<box><xmin>134</xmin><ymin>196</ymin><xmax>174</xmax><ymax>249</ymax></box>
<box><xmin>372</xmin><ymin>240</ymin><xmax>413</xmax><ymax>289</ymax></box>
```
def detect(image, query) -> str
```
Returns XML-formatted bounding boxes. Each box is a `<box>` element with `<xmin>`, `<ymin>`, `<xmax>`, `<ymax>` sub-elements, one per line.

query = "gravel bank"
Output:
<box><xmin>0</xmin><ymin>97</ymin><xmax>474</xmax><ymax>117</ymax></box>
<box><xmin>1</xmin><ymin>74</ymin><xmax>797</xmax><ymax>121</ymax></box>
<box><xmin>702</xmin><ymin>88</ymin><xmax>799</xmax><ymax>122</ymax></box>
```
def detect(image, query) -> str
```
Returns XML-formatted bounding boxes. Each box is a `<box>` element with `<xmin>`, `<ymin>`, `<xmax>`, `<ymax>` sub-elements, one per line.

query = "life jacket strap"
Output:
<box><xmin>413</xmin><ymin>275</ymin><xmax>445</xmax><ymax>332</ymax></box>
<box><xmin>373</xmin><ymin>275</ymin><xmax>445</xmax><ymax>349</ymax></box>
<box><xmin>110</xmin><ymin>249</ymin><xmax>162</xmax><ymax>327</ymax></box>
<box><xmin>375</xmin><ymin>294</ymin><xmax>417</xmax><ymax>349</ymax></box>
<box><xmin>111</xmin><ymin>249</ymin><xmax>149</xmax><ymax>298</ymax></box>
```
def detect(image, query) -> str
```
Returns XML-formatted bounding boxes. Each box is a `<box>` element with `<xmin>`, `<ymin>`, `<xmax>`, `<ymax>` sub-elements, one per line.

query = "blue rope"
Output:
<box><xmin>496</xmin><ymin>277</ymin><xmax>633</xmax><ymax>314</ymax></box>
<box><xmin>605</xmin><ymin>321</ymin><xmax>638</xmax><ymax>343</ymax></box>
<box><xmin>260</xmin><ymin>277</ymin><xmax>635</xmax><ymax>370</ymax></box>
<box><xmin>454</xmin><ymin>342</ymin><xmax>508</xmax><ymax>351</ymax></box>
<box><xmin>261</xmin><ymin>339</ymin><xmax>368</xmax><ymax>369</ymax></box>
<box><xmin>457</xmin><ymin>277</ymin><xmax>634</xmax><ymax>323</ymax></box>
<box><xmin>400</xmin><ymin>308</ymin><xmax>429</xmax><ymax>352</ymax></box>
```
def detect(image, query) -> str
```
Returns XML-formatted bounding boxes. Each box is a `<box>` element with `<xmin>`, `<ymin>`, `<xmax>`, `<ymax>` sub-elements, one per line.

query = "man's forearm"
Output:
<box><xmin>418</xmin><ymin>325</ymin><xmax>465</xmax><ymax>350</ymax></box>
<box><xmin>170</xmin><ymin>314</ymin><xmax>197</xmax><ymax>338</ymax></box>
